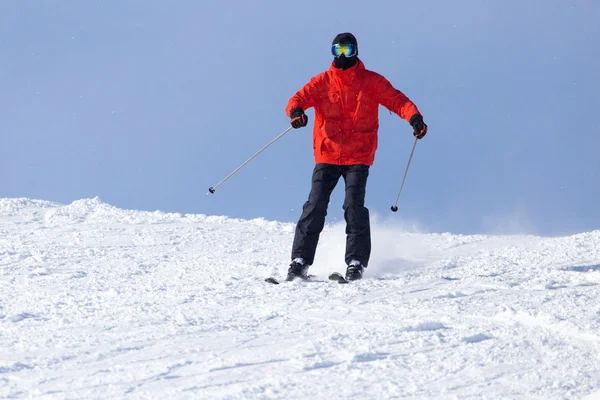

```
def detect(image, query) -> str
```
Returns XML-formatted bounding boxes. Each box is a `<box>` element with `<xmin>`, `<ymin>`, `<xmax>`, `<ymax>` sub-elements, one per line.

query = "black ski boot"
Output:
<box><xmin>286</xmin><ymin>258</ymin><xmax>309</xmax><ymax>281</ymax></box>
<box><xmin>345</xmin><ymin>260</ymin><xmax>364</xmax><ymax>281</ymax></box>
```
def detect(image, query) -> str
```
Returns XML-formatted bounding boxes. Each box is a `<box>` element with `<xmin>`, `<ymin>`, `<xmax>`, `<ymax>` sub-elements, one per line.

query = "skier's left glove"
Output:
<box><xmin>290</xmin><ymin>108</ymin><xmax>308</xmax><ymax>129</ymax></box>
<box><xmin>410</xmin><ymin>114</ymin><xmax>427</xmax><ymax>139</ymax></box>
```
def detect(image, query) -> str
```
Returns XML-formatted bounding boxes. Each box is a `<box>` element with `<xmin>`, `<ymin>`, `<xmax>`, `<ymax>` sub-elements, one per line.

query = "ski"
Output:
<box><xmin>265</xmin><ymin>275</ymin><xmax>318</xmax><ymax>285</ymax></box>
<box><xmin>265</xmin><ymin>273</ymin><xmax>351</xmax><ymax>285</ymax></box>
<box><xmin>328</xmin><ymin>272</ymin><xmax>349</xmax><ymax>284</ymax></box>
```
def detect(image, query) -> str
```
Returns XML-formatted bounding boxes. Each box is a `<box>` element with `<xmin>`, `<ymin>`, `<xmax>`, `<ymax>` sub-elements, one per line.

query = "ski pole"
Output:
<box><xmin>391</xmin><ymin>138</ymin><xmax>418</xmax><ymax>212</ymax></box>
<box><xmin>208</xmin><ymin>126</ymin><xmax>294</xmax><ymax>194</ymax></box>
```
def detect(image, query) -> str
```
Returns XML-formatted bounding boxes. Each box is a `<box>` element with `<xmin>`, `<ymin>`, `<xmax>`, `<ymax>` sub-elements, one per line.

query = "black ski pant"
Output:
<box><xmin>291</xmin><ymin>163</ymin><xmax>371</xmax><ymax>267</ymax></box>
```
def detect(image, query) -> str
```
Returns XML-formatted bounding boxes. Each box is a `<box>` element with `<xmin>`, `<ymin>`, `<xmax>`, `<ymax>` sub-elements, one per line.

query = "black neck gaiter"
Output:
<box><xmin>334</xmin><ymin>55</ymin><xmax>357</xmax><ymax>70</ymax></box>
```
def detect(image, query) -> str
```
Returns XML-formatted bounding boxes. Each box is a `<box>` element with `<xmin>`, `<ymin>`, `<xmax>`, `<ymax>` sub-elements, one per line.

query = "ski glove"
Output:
<box><xmin>290</xmin><ymin>108</ymin><xmax>308</xmax><ymax>129</ymax></box>
<box><xmin>410</xmin><ymin>114</ymin><xmax>427</xmax><ymax>139</ymax></box>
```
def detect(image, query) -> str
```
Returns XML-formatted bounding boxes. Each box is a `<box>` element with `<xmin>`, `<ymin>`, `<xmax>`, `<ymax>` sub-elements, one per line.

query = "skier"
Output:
<box><xmin>285</xmin><ymin>32</ymin><xmax>427</xmax><ymax>282</ymax></box>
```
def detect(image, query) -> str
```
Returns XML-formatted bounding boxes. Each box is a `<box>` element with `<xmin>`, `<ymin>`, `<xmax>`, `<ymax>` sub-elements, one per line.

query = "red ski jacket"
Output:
<box><xmin>286</xmin><ymin>59</ymin><xmax>421</xmax><ymax>166</ymax></box>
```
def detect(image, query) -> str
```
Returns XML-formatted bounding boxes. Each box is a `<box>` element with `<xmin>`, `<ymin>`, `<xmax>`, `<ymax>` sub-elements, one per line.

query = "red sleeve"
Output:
<box><xmin>372</xmin><ymin>74</ymin><xmax>421</xmax><ymax>122</ymax></box>
<box><xmin>285</xmin><ymin>74</ymin><xmax>323</xmax><ymax>117</ymax></box>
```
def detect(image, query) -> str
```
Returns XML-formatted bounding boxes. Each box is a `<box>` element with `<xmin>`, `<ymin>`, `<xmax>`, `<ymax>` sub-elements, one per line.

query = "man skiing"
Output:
<box><xmin>285</xmin><ymin>32</ymin><xmax>427</xmax><ymax>282</ymax></box>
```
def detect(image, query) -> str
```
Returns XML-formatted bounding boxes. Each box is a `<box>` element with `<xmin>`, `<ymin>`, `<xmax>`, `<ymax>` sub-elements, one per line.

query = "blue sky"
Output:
<box><xmin>1</xmin><ymin>1</ymin><xmax>599</xmax><ymax>236</ymax></box>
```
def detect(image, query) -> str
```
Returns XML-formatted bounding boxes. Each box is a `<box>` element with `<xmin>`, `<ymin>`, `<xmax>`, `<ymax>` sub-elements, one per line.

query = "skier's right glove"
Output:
<box><xmin>290</xmin><ymin>108</ymin><xmax>308</xmax><ymax>129</ymax></box>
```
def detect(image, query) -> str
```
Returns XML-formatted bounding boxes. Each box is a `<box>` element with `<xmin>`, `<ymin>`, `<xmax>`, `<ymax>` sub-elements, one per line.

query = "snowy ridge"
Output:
<box><xmin>1</xmin><ymin>198</ymin><xmax>600</xmax><ymax>399</ymax></box>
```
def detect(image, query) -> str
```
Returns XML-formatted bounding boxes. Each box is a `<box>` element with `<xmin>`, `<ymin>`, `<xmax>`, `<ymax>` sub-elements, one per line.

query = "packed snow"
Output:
<box><xmin>1</xmin><ymin>198</ymin><xmax>600</xmax><ymax>399</ymax></box>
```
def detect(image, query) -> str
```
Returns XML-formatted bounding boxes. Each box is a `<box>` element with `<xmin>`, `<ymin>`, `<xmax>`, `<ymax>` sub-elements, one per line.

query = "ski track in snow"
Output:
<box><xmin>1</xmin><ymin>197</ymin><xmax>600</xmax><ymax>399</ymax></box>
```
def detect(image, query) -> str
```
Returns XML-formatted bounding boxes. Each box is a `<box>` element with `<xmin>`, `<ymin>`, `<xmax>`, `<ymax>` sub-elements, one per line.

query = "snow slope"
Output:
<box><xmin>1</xmin><ymin>198</ymin><xmax>600</xmax><ymax>399</ymax></box>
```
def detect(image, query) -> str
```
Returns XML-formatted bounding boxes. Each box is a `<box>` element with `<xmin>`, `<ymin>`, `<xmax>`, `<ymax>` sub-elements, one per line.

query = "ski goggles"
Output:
<box><xmin>331</xmin><ymin>43</ymin><xmax>357</xmax><ymax>58</ymax></box>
